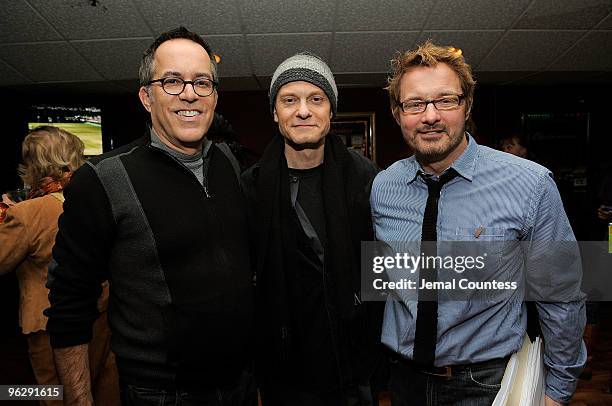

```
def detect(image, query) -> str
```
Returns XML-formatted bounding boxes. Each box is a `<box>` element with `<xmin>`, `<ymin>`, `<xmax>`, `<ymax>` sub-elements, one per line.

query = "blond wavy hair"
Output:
<box><xmin>386</xmin><ymin>40</ymin><xmax>476</xmax><ymax>119</ymax></box>
<box><xmin>18</xmin><ymin>126</ymin><xmax>85</xmax><ymax>189</ymax></box>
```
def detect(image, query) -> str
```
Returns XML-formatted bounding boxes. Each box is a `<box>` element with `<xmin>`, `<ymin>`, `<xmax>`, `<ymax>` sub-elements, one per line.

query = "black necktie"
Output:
<box><xmin>413</xmin><ymin>169</ymin><xmax>458</xmax><ymax>366</ymax></box>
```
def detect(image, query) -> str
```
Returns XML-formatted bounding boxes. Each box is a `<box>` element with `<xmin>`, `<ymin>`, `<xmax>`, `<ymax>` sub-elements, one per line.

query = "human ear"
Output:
<box><xmin>138</xmin><ymin>86</ymin><xmax>152</xmax><ymax>113</ymax></box>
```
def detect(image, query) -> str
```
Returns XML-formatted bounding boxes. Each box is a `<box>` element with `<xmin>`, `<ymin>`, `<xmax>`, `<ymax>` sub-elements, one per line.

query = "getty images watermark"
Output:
<box><xmin>360</xmin><ymin>241</ymin><xmax>611</xmax><ymax>302</ymax></box>
<box><xmin>371</xmin><ymin>251</ymin><xmax>517</xmax><ymax>291</ymax></box>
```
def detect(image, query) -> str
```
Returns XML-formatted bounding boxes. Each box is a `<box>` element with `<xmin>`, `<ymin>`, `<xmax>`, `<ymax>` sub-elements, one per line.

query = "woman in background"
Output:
<box><xmin>0</xmin><ymin>126</ymin><xmax>119</xmax><ymax>405</ymax></box>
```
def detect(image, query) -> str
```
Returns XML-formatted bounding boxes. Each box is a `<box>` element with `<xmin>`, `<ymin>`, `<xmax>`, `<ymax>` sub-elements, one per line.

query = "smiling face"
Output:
<box><xmin>273</xmin><ymin>81</ymin><xmax>332</xmax><ymax>150</ymax></box>
<box><xmin>138</xmin><ymin>38</ymin><xmax>217</xmax><ymax>155</ymax></box>
<box><xmin>395</xmin><ymin>63</ymin><xmax>470</xmax><ymax>172</ymax></box>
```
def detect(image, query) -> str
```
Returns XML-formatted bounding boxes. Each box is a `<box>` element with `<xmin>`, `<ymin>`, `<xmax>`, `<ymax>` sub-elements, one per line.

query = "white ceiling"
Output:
<box><xmin>0</xmin><ymin>0</ymin><xmax>611</xmax><ymax>94</ymax></box>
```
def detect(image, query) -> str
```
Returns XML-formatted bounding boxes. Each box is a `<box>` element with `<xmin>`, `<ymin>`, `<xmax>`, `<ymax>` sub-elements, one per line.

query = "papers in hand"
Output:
<box><xmin>492</xmin><ymin>335</ymin><xmax>545</xmax><ymax>406</ymax></box>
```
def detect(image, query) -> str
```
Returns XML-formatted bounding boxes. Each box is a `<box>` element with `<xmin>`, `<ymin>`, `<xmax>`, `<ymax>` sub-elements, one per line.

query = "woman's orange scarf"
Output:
<box><xmin>0</xmin><ymin>172</ymin><xmax>72</xmax><ymax>223</ymax></box>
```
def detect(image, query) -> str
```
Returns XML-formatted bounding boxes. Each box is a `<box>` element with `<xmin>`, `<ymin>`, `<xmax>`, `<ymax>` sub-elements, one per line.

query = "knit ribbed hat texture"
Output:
<box><xmin>269</xmin><ymin>52</ymin><xmax>338</xmax><ymax>116</ymax></box>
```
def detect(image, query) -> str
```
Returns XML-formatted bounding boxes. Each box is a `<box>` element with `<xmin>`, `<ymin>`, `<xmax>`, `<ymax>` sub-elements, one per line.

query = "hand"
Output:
<box><xmin>1</xmin><ymin>194</ymin><xmax>16</xmax><ymax>206</ymax></box>
<box><xmin>597</xmin><ymin>205</ymin><xmax>612</xmax><ymax>220</ymax></box>
<box><xmin>545</xmin><ymin>395</ymin><xmax>565</xmax><ymax>406</ymax></box>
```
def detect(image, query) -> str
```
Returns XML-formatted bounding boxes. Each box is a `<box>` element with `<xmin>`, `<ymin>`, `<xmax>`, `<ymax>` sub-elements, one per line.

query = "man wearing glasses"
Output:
<box><xmin>370</xmin><ymin>41</ymin><xmax>585</xmax><ymax>405</ymax></box>
<box><xmin>45</xmin><ymin>27</ymin><xmax>255</xmax><ymax>405</ymax></box>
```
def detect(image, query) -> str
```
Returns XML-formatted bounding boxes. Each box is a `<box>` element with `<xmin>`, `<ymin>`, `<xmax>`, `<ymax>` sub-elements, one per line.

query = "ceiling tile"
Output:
<box><xmin>417</xmin><ymin>31</ymin><xmax>505</xmax><ymax>66</ymax></box>
<box><xmin>28</xmin><ymin>0</ymin><xmax>150</xmax><ymax>40</ymax></box>
<box><xmin>0</xmin><ymin>42</ymin><xmax>103</xmax><ymax>82</ymax></box>
<box><xmin>551</xmin><ymin>31</ymin><xmax>612</xmax><ymax>71</ymax></box>
<box><xmin>336</xmin><ymin>0</ymin><xmax>434</xmax><ymax>31</ymax></box>
<box><xmin>247</xmin><ymin>33</ymin><xmax>333</xmax><ymax>75</ymax></box>
<box><xmin>331</xmin><ymin>32</ymin><xmax>419</xmax><ymax>73</ymax></box>
<box><xmin>515</xmin><ymin>0</ymin><xmax>612</xmax><ymax>29</ymax></box>
<box><xmin>0</xmin><ymin>0</ymin><xmax>609</xmax><ymax>92</ymax></box>
<box><xmin>73</xmin><ymin>38</ymin><xmax>152</xmax><ymax>80</ymax></box>
<box><xmin>238</xmin><ymin>0</ymin><xmax>335</xmax><ymax>33</ymax></box>
<box><xmin>0</xmin><ymin>1</ymin><xmax>61</xmax><ymax>43</ymax></box>
<box><xmin>133</xmin><ymin>0</ymin><xmax>242</xmax><ymax>35</ymax></box>
<box><xmin>477</xmin><ymin>30</ymin><xmax>584</xmax><ymax>71</ymax></box>
<box><xmin>596</xmin><ymin>12</ymin><xmax>612</xmax><ymax>28</ymax></box>
<box><xmin>425</xmin><ymin>0</ymin><xmax>531</xmax><ymax>30</ymax></box>
<box><xmin>0</xmin><ymin>57</ymin><xmax>32</xmax><ymax>85</ymax></box>
<box><xmin>205</xmin><ymin>35</ymin><xmax>251</xmax><ymax>77</ymax></box>
<box><xmin>76</xmin><ymin>35</ymin><xmax>252</xmax><ymax>80</ymax></box>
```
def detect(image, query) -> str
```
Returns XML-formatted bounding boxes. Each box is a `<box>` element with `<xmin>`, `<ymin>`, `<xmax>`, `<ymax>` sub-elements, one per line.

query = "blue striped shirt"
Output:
<box><xmin>370</xmin><ymin>134</ymin><xmax>586</xmax><ymax>402</ymax></box>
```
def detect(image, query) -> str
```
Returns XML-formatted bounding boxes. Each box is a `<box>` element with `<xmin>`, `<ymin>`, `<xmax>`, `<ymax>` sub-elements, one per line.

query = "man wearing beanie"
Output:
<box><xmin>242</xmin><ymin>52</ymin><xmax>382</xmax><ymax>405</ymax></box>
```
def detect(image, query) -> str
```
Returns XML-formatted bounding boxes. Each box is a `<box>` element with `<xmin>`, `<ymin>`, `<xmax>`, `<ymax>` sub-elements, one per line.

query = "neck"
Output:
<box><xmin>163</xmin><ymin>138</ymin><xmax>202</xmax><ymax>156</ymax></box>
<box><xmin>152</xmin><ymin>127</ymin><xmax>203</xmax><ymax>156</ymax></box>
<box><xmin>284</xmin><ymin>141</ymin><xmax>325</xmax><ymax>169</ymax></box>
<box><xmin>419</xmin><ymin>134</ymin><xmax>468</xmax><ymax>176</ymax></box>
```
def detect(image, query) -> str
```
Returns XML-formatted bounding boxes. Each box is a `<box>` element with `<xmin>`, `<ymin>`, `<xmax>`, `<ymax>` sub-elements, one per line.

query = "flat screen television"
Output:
<box><xmin>28</xmin><ymin>105</ymin><xmax>103</xmax><ymax>156</ymax></box>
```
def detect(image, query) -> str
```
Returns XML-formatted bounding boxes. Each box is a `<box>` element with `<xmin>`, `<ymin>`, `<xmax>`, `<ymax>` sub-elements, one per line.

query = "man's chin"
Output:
<box><xmin>411</xmin><ymin>140</ymin><xmax>449</xmax><ymax>161</ymax></box>
<box><xmin>415</xmin><ymin>149</ymin><xmax>450</xmax><ymax>165</ymax></box>
<box><xmin>177</xmin><ymin>129</ymin><xmax>207</xmax><ymax>142</ymax></box>
<box><xmin>284</xmin><ymin>137</ymin><xmax>325</xmax><ymax>151</ymax></box>
<box><xmin>412</xmin><ymin>135</ymin><xmax>466</xmax><ymax>165</ymax></box>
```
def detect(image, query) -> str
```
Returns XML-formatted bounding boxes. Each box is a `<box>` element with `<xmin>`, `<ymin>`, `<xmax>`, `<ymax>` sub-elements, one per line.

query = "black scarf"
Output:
<box><xmin>254</xmin><ymin>134</ymin><xmax>368</xmax><ymax>330</ymax></box>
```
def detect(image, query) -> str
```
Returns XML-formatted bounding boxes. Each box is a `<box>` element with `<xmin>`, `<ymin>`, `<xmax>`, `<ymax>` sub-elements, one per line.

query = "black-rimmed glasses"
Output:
<box><xmin>398</xmin><ymin>94</ymin><xmax>465</xmax><ymax>114</ymax></box>
<box><xmin>146</xmin><ymin>77</ymin><xmax>218</xmax><ymax>97</ymax></box>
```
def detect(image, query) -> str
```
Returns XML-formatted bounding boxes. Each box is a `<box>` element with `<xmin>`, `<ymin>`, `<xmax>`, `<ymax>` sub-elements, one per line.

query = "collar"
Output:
<box><xmin>405</xmin><ymin>132</ymin><xmax>478</xmax><ymax>184</ymax></box>
<box><xmin>149</xmin><ymin>127</ymin><xmax>211</xmax><ymax>160</ymax></box>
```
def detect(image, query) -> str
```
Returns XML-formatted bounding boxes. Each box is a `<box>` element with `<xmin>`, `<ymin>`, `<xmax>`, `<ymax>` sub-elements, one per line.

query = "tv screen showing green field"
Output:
<box><xmin>28</xmin><ymin>105</ymin><xmax>103</xmax><ymax>156</ymax></box>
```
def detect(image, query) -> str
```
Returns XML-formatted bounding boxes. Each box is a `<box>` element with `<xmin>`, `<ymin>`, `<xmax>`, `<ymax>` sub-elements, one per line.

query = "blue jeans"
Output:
<box><xmin>389</xmin><ymin>357</ymin><xmax>507</xmax><ymax>406</ymax></box>
<box><xmin>120</xmin><ymin>371</ymin><xmax>257</xmax><ymax>406</ymax></box>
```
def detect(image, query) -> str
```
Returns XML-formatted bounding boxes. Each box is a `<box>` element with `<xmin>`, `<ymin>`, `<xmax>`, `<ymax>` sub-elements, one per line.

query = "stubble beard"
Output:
<box><xmin>408</xmin><ymin>124</ymin><xmax>465</xmax><ymax>165</ymax></box>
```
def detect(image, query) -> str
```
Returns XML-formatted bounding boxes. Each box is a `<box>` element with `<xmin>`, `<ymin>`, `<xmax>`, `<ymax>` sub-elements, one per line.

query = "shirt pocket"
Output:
<box><xmin>452</xmin><ymin>226</ymin><xmax>508</xmax><ymax>272</ymax></box>
<box><xmin>456</xmin><ymin>226</ymin><xmax>506</xmax><ymax>240</ymax></box>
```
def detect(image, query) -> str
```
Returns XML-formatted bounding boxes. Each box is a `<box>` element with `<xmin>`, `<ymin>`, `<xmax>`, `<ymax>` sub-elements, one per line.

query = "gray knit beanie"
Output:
<box><xmin>269</xmin><ymin>52</ymin><xmax>338</xmax><ymax>116</ymax></box>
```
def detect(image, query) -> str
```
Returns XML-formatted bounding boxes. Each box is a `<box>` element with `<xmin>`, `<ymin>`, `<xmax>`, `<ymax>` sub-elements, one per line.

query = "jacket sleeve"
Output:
<box><xmin>45</xmin><ymin>163</ymin><xmax>115</xmax><ymax>348</ymax></box>
<box><xmin>0</xmin><ymin>206</ymin><xmax>30</xmax><ymax>275</ymax></box>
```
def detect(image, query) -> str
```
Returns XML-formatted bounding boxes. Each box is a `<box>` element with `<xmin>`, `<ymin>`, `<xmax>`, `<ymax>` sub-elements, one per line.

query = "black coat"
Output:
<box><xmin>241</xmin><ymin>134</ymin><xmax>383</xmax><ymax>392</ymax></box>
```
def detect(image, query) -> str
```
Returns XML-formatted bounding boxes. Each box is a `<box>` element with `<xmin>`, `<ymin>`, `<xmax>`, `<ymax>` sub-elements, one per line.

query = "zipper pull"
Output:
<box><xmin>203</xmin><ymin>185</ymin><xmax>211</xmax><ymax>198</ymax></box>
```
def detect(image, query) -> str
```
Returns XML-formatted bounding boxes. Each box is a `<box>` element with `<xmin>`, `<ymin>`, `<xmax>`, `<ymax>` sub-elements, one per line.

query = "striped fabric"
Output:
<box><xmin>370</xmin><ymin>134</ymin><xmax>586</xmax><ymax>402</ymax></box>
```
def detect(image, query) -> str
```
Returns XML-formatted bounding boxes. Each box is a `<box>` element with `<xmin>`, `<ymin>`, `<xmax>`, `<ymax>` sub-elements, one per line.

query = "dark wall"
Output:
<box><xmin>1</xmin><ymin>83</ymin><xmax>611</xmax><ymax>239</ymax></box>
<box><xmin>219</xmin><ymin>84</ymin><xmax>612</xmax><ymax>172</ymax></box>
<box><xmin>0</xmin><ymin>92</ymin><xmax>28</xmax><ymax>193</ymax></box>
<box><xmin>473</xmin><ymin>84</ymin><xmax>612</xmax><ymax>240</ymax></box>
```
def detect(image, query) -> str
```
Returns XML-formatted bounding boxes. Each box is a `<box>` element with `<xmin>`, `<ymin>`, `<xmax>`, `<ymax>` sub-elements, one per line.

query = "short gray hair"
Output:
<box><xmin>139</xmin><ymin>26</ymin><xmax>218</xmax><ymax>86</ymax></box>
